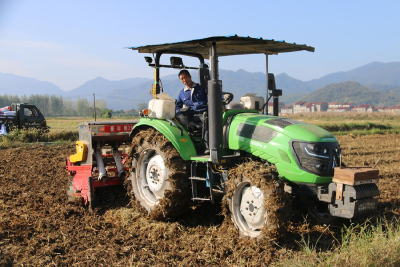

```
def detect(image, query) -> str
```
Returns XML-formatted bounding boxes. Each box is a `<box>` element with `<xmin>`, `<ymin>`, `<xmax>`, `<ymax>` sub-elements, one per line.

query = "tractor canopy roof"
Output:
<box><xmin>129</xmin><ymin>34</ymin><xmax>315</xmax><ymax>59</ymax></box>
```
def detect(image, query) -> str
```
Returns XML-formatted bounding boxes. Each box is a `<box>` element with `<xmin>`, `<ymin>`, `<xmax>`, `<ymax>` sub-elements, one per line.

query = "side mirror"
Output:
<box><xmin>268</xmin><ymin>73</ymin><xmax>276</xmax><ymax>91</ymax></box>
<box><xmin>170</xmin><ymin>57</ymin><xmax>183</xmax><ymax>68</ymax></box>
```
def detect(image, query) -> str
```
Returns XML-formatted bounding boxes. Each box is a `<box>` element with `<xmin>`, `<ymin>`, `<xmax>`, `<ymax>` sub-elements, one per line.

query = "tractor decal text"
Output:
<box><xmin>104</xmin><ymin>125</ymin><xmax>135</xmax><ymax>133</ymax></box>
<box><xmin>248</xmin><ymin>140</ymin><xmax>267</xmax><ymax>149</ymax></box>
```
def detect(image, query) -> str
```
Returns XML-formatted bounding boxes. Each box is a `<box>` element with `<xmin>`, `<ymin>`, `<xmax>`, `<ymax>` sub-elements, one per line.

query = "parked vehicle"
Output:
<box><xmin>0</xmin><ymin>103</ymin><xmax>47</xmax><ymax>134</ymax></box>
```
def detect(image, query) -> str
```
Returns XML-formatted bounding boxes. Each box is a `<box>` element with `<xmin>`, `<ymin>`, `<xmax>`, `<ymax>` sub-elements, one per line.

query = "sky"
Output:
<box><xmin>0</xmin><ymin>0</ymin><xmax>399</xmax><ymax>91</ymax></box>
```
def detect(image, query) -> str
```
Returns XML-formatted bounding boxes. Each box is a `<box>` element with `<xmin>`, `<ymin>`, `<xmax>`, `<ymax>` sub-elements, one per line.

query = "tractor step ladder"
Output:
<box><xmin>189</xmin><ymin>161</ymin><xmax>214</xmax><ymax>204</ymax></box>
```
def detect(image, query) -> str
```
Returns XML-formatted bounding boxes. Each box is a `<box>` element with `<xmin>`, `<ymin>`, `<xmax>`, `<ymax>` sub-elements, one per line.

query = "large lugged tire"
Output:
<box><xmin>223</xmin><ymin>161</ymin><xmax>288</xmax><ymax>239</ymax></box>
<box><xmin>127</xmin><ymin>128</ymin><xmax>191</xmax><ymax>220</ymax></box>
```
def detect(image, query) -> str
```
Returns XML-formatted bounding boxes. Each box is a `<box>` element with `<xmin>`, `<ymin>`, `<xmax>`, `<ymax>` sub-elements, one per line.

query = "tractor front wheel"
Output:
<box><xmin>224</xmin><ymin>162</ymin><xmax>287</xmax><ymax>239</ymax></box>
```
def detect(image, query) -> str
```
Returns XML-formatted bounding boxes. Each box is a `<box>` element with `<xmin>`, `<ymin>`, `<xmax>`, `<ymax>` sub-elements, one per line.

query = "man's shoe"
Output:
<box><xmin>204</xmin><ymin>149</ymin><xmax>210</xmax><ymax>155</ymax></box>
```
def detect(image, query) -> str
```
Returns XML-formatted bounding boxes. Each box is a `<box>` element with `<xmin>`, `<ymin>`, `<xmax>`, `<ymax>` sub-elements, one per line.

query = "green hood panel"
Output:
<box><xmin>286</xmin><ymin>124</ymin><xmax>337</xmax><ymax>142</ymax></box>
<box><xmin>227</xmin><ymin>113</ymin><xmax>336</xmax><ymax>143</ymax></box>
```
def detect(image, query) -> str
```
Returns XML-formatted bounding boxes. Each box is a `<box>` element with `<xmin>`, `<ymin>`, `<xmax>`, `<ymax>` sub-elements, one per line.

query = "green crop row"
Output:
<box><xmin>320</xmin><ymin>122</ymin><xmax>393</xmax><ymax>132</ymax></box>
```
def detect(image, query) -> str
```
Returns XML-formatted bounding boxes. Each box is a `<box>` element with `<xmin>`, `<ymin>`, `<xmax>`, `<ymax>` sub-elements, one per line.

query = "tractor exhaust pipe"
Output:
<box><xmin>208</xmin><ymin>42</ymin><xmax>222</xmax><ymax>164</ymax></box>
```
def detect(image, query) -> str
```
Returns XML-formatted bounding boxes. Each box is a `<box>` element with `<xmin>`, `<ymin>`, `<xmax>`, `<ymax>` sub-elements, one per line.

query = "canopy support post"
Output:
<box><xmin>265</xmin><ymin>53</ymin><xmax>269</xmax><ymax>115</ymax></box>
<box><xmin>208</xmin><ymin>42</ymin><xmax>222</xmax><ymax>164</ymax></box>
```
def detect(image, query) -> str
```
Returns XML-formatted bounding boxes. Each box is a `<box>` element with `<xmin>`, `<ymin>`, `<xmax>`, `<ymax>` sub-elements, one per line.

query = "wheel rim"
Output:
<box><xmin>137</xmin><ymin>149</ymin><xmax>168</xmax><ymax>207</ymax></box>
<box><xmin>232</xmin><ymin>181</ymin><xmax>267</xmax><ymax>237</ymax></box>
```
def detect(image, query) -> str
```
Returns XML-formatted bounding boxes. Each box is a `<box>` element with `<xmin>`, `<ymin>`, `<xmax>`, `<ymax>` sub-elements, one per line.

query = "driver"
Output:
<box><xmin>175</xmin><ymin>70</ymin><xmax>209</xmax><ymax>154</ymax></box>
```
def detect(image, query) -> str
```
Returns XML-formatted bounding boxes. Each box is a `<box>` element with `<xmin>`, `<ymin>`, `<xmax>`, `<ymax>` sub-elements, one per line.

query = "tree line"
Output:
<box><xmin>0</xmin><ymin>94</ymin><xmax>146</xmax><ymax>117</ymax></box>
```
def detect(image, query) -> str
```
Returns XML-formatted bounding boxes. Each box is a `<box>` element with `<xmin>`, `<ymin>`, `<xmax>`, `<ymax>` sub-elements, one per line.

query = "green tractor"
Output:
<box><xmin>126</xmin><ymin>35</ymin><xmax>379</xmax><ymax>238</ymax></box>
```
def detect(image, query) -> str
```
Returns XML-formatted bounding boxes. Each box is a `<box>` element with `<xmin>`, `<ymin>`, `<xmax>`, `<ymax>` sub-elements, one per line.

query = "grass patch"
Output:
<box><xmin>286</xmin><ymin>112</ymin><xmax>400</xmax><ymax>129</ymax></box>
<box><xmin>0</xmin><ymin>127</ymin><xmax>78</xmax><ymax>148</ymax></box>
<box><xmin>320</xmin><ymin>122</ymin><xmax>393</xmax><ymax>132</ymax></box>
<box><xmin>316</xmin><ymin>122</ymin><xmax>398</xmax><ymax>136</ymax></box>
<box><xmin>0</xmin><ymin>117</ymin><xmax>139</xmax><ymax>147</ymax></box>
<box><xmin>46</xmin><ymin>116</ymin><xmax>140</xmax><ymax>132</ymax></box>
<box><xmin>274</xmin><ymin>218</ymin><xmax>400</xmax><ymax>266</ymax></box>
<box><xmin>332</xmin><ymin>129</ymin><xmax>400</xmax><ymax>136</ymax></box>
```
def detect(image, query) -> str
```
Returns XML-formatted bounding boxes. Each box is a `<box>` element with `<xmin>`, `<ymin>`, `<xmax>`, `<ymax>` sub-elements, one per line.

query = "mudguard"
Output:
<box><xmin>130</xmin><ymin>118</ymin><xmax>197</xmax><ymax>160</ymax></box>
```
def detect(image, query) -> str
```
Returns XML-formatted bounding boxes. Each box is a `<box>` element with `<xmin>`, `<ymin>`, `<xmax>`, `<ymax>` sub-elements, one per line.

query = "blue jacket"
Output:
<box><xmin>175</xmin><ymin>83</ymin><xmax>208</xmax><ymax>116</ymax></box>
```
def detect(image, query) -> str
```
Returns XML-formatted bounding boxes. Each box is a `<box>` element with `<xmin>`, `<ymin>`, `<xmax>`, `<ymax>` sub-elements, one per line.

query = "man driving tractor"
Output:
<box><xmin>175</xmin><ymin>69</ymin><xmax>209</xmax><ymax>154</ymax></box>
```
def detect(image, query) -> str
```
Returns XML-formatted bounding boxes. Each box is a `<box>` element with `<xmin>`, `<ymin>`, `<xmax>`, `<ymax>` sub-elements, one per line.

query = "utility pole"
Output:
<box><xmin>93</xmin><ymin>93</ymin><xmax>96</xmax><ymax>121</ymax></box>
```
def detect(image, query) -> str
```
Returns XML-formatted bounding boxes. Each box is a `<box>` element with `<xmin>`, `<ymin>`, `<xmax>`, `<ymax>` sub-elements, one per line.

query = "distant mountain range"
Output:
<box><xmin>0</xmin><ymin>72</ymin><xmax>65</xmax><ymax>96</ymax></box>
<box><xmin>300</xmin><ymin>81</ymin><xmax>400</xmax><ymax>107</ymax></box>
<box><xmin>1</xmin><ymin>61</ymin><xmax>400</xmax><ymax>110</ymax></box>
<box><xmin>307</xmin><ymin>61</ymin><xmax>400</xmax><ymax>88</ymax></box>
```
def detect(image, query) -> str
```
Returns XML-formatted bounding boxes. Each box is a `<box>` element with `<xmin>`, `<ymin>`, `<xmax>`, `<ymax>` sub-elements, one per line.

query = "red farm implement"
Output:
<box><xmin>66</xmin><ymin>121</ymin><xmax>137</xmax><ymax>208</ymax></box>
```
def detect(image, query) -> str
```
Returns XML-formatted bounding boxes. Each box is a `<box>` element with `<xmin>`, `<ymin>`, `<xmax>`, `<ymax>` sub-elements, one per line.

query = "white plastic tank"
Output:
<box><xmin>147</xmin><ymin>92</ymin><xmax>176</xmax><ymax>120</ymax></box>
<box><xmin>240</xmin><ymin>93</ymin><xmax>265</xmax><ymax>110</ymax></box>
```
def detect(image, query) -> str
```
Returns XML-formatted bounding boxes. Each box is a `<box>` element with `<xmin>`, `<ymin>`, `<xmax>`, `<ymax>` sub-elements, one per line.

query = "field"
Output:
<box><xmin>1</xmin><ymin>113</ymin><xmax>400</xmax><ymax>266</ymax></box>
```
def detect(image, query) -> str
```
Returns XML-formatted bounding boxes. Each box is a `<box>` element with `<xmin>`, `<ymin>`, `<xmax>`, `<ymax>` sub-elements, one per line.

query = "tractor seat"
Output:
<box><xmin>187</xmin><ymin>115</ymin><xmax>205</xmax><ymax>135</ymax></box>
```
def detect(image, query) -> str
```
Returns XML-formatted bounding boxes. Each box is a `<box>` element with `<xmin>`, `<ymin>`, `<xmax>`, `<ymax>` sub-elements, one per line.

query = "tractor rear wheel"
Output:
<box><xmin>128</xmin><ymin>128</ymin><xmax>191</xmax><ymax>220</ymax></box>
<box><xmin>224</xmin><ymin>162</ymin><xmax>287</xmax><ymax>239</ymax></box>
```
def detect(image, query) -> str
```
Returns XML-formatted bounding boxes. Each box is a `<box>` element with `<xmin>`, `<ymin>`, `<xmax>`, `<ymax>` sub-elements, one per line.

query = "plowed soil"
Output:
<box><xmin>1</xmin><ymin>134</ymin><xmax>399</xmax><ymax>266</ymax></box>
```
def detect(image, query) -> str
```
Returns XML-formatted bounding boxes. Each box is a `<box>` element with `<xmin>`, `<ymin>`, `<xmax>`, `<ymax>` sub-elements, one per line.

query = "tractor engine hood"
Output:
<box><xmin>227</xmin><ymin>113</ymin><xmax>336</xmax><ymax>144</ymax></box>
<box><xmin>226</xmin><ymin>113</ymin><xmax>340</xmax><ymax>184</ymax></box>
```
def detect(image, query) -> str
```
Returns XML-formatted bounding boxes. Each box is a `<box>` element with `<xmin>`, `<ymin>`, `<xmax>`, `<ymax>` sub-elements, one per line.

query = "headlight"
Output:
<box><xmin>292</xmin><ymin>141</ymin><xmax>341</xmax><ymax>176</ymax></box>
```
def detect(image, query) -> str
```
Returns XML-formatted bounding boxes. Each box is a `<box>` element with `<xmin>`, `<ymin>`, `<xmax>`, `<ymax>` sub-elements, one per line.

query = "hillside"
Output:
<box><xmin>65</xmin><ymin>77</ymin><xmax>152</xmax><ymax>99</ymax></box>
<box><xmin>301</xmin><ymin>81</ymin><xmax>400</xmax><ymax>106</ymax></box>
<box><xmin>307</xmin><ymin>61</ymin><xmax>400</xmax><ymax>88</ymax></box>
<box><xmin>0</xmin><ymin>72</ymin><xmax>64</xmax><ymax>96</ymax></box>
<box><xmin>276</xmin><ymin>73</ymin><xmax>314</xmax><ymax>94</ymax></box>
<box><xmin>365</xmin><ymin>83</ymin><xmax>400</xmax><ymax>91</ymax></box>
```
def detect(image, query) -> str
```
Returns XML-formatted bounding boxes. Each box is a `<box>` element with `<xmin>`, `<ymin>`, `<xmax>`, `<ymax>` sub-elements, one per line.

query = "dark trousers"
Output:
<box><xmin>176</xmin><ymin>113</ymin><xmax>209</xmax><ymax>150</ymax></box>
